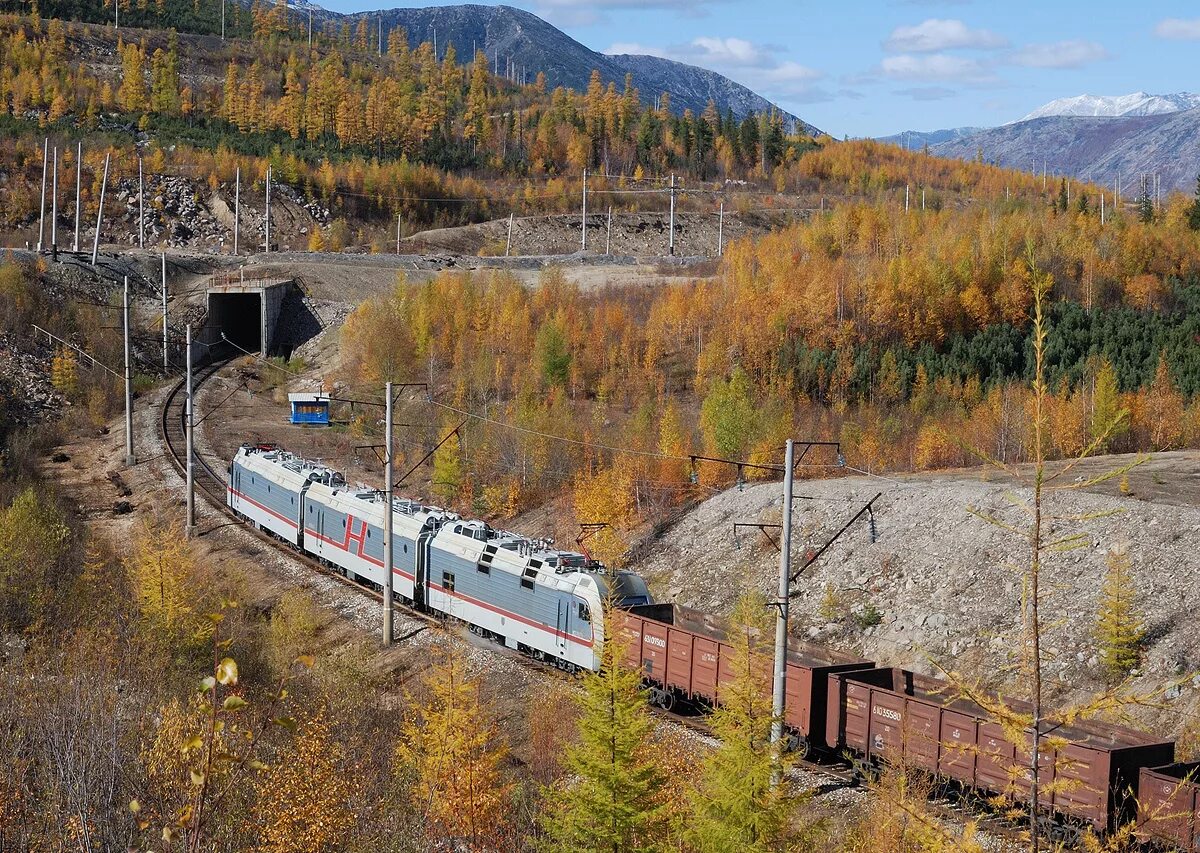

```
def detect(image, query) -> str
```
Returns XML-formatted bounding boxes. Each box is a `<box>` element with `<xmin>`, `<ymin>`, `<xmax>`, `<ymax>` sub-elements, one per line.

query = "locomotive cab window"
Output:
<box><xmin>578</xmin><ymin>602</ymin><xmax>591</xmax><ymax>623</ymax></box>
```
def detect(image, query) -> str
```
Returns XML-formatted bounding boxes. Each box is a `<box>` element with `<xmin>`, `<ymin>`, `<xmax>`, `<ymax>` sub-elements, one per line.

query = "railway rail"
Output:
<box><xmin>156</xmin><ymin>359</ymin><xmax>1034</xmax><ymax>851</ymax></box>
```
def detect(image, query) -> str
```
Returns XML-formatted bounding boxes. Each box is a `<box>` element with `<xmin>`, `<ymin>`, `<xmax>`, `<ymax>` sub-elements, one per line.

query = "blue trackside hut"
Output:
<box><xmin>289</xmin><ymin>392</ymin><xmax>330</xmax><ymax>426</ymax></box>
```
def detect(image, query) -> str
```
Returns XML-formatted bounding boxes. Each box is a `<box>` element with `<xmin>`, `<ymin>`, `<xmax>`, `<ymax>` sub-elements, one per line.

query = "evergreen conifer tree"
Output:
<box><xmin>685</xmin><ymin>592</ymin><xmax>799</xmax><ymax>853</ymax></box>
<box><xmin>1188</xmin><ymin>175</ymin><xmax>1200</xmax><ymax>231</ymax></box>
<box><xmin>538</xmin><ymin>610</ymin><xmax>664</xmax><ymax>852</ymax></box>
<box><xmin>1094</xmin><ymin>545</ymin><xmax>1145</xmax><ymax>682</ymax></box>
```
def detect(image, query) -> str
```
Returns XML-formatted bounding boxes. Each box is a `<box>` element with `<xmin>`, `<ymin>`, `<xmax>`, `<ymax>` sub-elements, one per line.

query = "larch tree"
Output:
<box><xmin>125</xmin><ymin>520</ymin><xmax>195</xmax><ymax>639</ymax></box>
<box><xmin>396</xmin><ymin>644</ymin><xmax>512</xmax><ymax>852</ymax></box>
<box><xmin>252</xmin><ymin>707</ymin><xmax>353</xmax><ymax>853</ymax></box>
<box><xmin>685</xmin><ymin>592</ymin><xmax>799</xmax><ymax>853</ymax></box>
<box><xmin>538</xmin><ymin>608</ymin><xmax>664</xmax><ymax>852</ymax></box>
<box><xmin>1094</xmin><ymin>545</ymin><xmax>1145</xmax><ymax>683</ymax></box>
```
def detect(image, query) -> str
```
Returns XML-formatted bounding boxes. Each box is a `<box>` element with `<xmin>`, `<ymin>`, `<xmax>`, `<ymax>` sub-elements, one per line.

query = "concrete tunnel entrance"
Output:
<box><xmin>203</xmin><ymin>279</ymin><xmax>291</xmax><ymax>357</ymax></box>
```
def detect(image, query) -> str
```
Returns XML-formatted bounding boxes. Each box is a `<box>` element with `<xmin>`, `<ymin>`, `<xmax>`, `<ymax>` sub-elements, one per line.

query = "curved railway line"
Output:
<box><xmin>157</xmin><ymin>358</ymin><xmax>1035</xmax><ymax>851</ymax></box>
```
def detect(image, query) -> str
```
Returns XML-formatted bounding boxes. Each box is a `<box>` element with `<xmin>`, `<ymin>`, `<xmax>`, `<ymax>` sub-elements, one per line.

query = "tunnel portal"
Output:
<box><xmin>203</xmin><ymin>279</ymin><xmax>290</xmax><ymax>356</ymax></box>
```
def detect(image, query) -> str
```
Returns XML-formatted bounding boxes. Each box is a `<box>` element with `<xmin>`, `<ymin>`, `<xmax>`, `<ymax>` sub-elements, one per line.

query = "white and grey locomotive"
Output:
<box><xmin>228</xmin><ymin>443</ymin><xmax>651</xmax><ymax>671</ymax></box>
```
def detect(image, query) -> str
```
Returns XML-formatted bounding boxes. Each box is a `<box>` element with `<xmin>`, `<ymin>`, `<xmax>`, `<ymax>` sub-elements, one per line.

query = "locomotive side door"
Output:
<box><xmin>415</xmin><ymin>528</ymin><xmax>432</xmax><ymax>612</ymax></box>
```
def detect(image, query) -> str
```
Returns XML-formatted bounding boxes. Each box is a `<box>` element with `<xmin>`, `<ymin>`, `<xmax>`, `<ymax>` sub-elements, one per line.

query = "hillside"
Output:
<box><xmin>933</xmin><ymin>109</ymin><xmax>1200</xmax><ymax>193</ymax></box>
<box><xmin>367</xmin><ymin>4</ymin><xmax>807</xmax><ymax>124</ymax></box>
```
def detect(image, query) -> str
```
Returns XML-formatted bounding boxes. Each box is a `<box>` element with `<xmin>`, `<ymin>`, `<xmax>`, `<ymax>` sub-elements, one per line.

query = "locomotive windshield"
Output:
<box><xmin>593</xmin><ymin>571</ymin><xmax>653</xmax><ymax>607</ymax></box>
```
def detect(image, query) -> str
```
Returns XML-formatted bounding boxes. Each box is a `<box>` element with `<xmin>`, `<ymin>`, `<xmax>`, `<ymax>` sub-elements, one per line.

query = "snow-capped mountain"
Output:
<box><xmin>1020</xmin><ymin>92</ymin><xmax>1200</xmax><ymax>122</ymax></box>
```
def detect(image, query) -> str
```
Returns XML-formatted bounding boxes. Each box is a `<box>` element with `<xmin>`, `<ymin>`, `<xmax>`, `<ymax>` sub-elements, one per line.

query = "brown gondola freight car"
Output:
<box><xmin>616</xmin><ymin>603</ymin><xmax>873</xmax><ymax>753</ymax></box>
<box><xmin>1137</xmin><ymin>763</ymin><xmax>1200</xmax><ymax>849</ymax></box>
<box><xmin>826</xmin><ymin>667</ymin><xmax>1175</xmax><ymax>837</ymax></box>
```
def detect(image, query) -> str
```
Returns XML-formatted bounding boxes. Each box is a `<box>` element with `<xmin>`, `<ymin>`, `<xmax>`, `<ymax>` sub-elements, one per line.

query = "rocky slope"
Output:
<box><xmin>932</xmin><ymin>110</ymin><xmax>1200</xmax><ymax>193</ymax></box>
<box><xmin>634</xmin><ymin>452</ymin><xmax>1200</xmax><ymax>734</ymax></box>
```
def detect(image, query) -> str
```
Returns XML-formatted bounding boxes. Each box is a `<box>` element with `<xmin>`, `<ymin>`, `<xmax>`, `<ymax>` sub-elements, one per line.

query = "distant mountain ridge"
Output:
<box><xmin>1020</xmin><ymin>91</ymin><xmax>1200</xmax><ymax>121</ymax></box>
<box><xmin>931</xmin><ymin>109</ymin><xmax>1200</xmax><ymax>193</ymax></box>
<box><xmin>874</xmin><ymin>127</ymin><xmax>985</xmax><ymax>149</ymax></box>
<box><xmin>285</xmin><ymin>2</ymin><xmax>814</xmax><ymax>127</ymax></box>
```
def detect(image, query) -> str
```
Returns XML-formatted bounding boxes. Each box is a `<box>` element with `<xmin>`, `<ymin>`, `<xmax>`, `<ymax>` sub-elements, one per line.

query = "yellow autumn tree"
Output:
<box><xmin>572</xmin><ymin>460</ymin><xmax>635</xmax><ymax>567</ymax></box>
<box><xmin>125</xmin><ymin>520</ymin><xmax>195</xmax><ymax>638</ymax></box>
<box><xmin>50</xmin><ymin>347</ymin><xmax>79</xmax><ymax>396</ymax></box>
<box><xmin>252</xmin><ymin>708</ymin><xmax>353</xmax><ymax>853</ymax></box>
<box><xmin>395</xmin><ymin>644</ymin><xmax>511</xmax><ymax>851</ymax></box>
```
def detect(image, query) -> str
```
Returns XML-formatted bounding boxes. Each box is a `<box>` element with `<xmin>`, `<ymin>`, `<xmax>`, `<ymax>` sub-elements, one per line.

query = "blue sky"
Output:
<box><xmin>316</xmin><ymin>0</ymin><xmax>1200</xmax><ymax>138</ymax></box>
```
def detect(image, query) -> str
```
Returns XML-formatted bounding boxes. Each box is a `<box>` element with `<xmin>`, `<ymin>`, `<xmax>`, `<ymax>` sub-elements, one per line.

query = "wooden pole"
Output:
<box><xmin>123</xmin><ymin>276</ymin><xmax>135</xmax><ymax>467</ymax></box>
<box><xmin>505</xmin><ymin>212</ymin><xmax>513</xmax><ymax>257</ymax></box>
<box><xmin>234</xmin><ymin>166</ymin><xmax>240</xmax><ymax>256</ymax></box>
<box><xmin>37</xmin><ymin>137</ymin><xmax>48</xmax><ymax>252</ymax></box>
<box><xmin>50</xmin><ymin>147</ymin><xmax>58</xmax><ymax>254</ymax></box>
<box><xmin>717</xmin><ymin>201</ymin><xmax>724</xmax><ymax>257</ymax></box>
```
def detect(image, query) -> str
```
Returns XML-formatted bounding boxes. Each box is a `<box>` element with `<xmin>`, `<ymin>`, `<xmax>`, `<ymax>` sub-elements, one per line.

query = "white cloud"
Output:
<box><xmin>884</xmin><ymin>19</ymin><xmax>1007</xmax><ymax>52</ymax></box>
<box><xmin>1154</xmin><ymin>18</ymin><xmax>1200</xmax><ymax>40</ymax></box>
<box><xmin>1009</xmin><ymin>40</ymin><xmax>1110</xmax><ymax>69</ymax></box>
<box><xmin>880</xmin><ymin>53</ymin><xmax>994</xmax><ymax>83</ymax></box>
<box><xmin>687</xmin><ymin>36</ymin><xmax>776</xmax><ymax>67</ymax></box>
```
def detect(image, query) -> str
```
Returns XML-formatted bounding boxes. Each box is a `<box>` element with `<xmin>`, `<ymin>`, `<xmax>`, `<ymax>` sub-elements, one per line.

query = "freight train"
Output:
<box><xmin>229</xmin><ymin>442</ymin><xmax>1193</xmax><ymax>848</ymax></box>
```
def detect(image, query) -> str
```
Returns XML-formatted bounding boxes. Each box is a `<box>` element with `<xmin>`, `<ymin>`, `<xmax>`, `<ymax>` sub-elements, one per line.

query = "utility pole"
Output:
<box><xmin>717</xmin><ymin>200</ymin><xmax>724</xmax><ymax>257</ymax></box>
<box><xmin>264</xmin><ymin>166</ymin><xmax>271</xmax><ymax>253</ymax></box>
<box><xmin>379</xmin><ymin>13</ymin><xmax>383</xmax><ymax>56</ymax></box>
<box><xmin>580</xmin><ymin>168</ymin><xmax>588</xmax><ymax>252</ymax></box>
<box><xmin>308</xmin><ymin>7</ymin><xmax>312</xmax><ymax>48</ymax></box>
<box><xmin>38</xmin><ymin>137</ymin><xmax>48</xmax><ymax>252</ymax></box>
<box><xmin>1101</xmin><ymin>193</ymin><xmax>1106</xmax><ymax>226</ymax></box>
<box><xmin>73</xmin><ymin>142</ymin><xmax>81</xmax><ymax>252</ymax></box>
<box><xmin>770</xmin><ymin>439</ymin><xmax>794</xmax><ymax>773</ymax></box>
<box><xmin>397</xmin><ymin>213</ymin><xmax>402</xmax><ymax>254</ymax></box>
<box><xmin>505</xmin><ymin>212</ymin><xmax>514</xmax><ymax>257</ymax></box>
<box><xmin>606</xmin><ymin>205</ymin><xmax>612</xmax><ymax>255</ymax></box>
<box><xmin>162</xmin><ymin>253</ymin><xmax>169</xmax><ymax>370</ymax></box>
<box><xmin>50</xmin><ymin>147</ymin><xmax>58</xmax><ymax>257</ymax></box>
<box><xmin>123</xmin><ymin>276</ymin><xmax>135</xmax><ymax>468</ymax></box>
<box><xmin>138</xmin><ymin>156</ymin><xmax>145</xmax><ymax>249</ymax></box>
<box><xmin>233</xmin><ymin>166</ymin><xmax>240</xmax><ymax>256</ymax></box>
<box><xmin>221</xmin><ymin>0</ymin><xmax>225</xmax><ymax>40</ymax></box>
<box><xmin>905</xmin><ymin>183</ymin><xmax>909</xmax><ymax>212</ymax></box>
<box><xmin>186</xmin><ymin>323</ymin><xmax>196</xmax><ymax>537</ymax></box>
<box><xmin>668</xmin><ymin>174</ymin><xmax>676</xmax><ymax>256</ymax></box>
<box><xmin>383</xmin><ymin>381</ymin><xmax>394</xmax><ymax>645</ymax></box>
<box><xmin>91</xmin><ymin>152</ymin><xmax>110</xmax><ymax>265</ymax></box>
<box><xmin>921</xmin><ymin>188</ymin><xmax>925</xmax><ymax>211</ymax></box>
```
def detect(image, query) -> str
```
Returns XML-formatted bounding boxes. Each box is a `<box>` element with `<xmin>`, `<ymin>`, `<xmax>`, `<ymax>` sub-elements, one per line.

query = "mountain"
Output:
<box><xmin>874</xmin><ymin>127</ymin><xmax>985</xmax><ymax>149</ymax></box>
<box><xmin>350</xmin><ymin>4</ymin><xmax>811</xmax><ymax>126</ymax></box>
<box><xmin>1020</xmin><ymin>92</ymin><xmax>1200</xmax><ymax>121</ymax></box>
<box><xmin>931</xmin><ymin>109</ymin><xmax>1200</xmax><ymax>193</ymax></box>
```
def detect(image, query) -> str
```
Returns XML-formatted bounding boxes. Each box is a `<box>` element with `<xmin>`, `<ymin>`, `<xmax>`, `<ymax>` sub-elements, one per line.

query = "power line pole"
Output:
<box><xmin>383</xmin><ymin>381</ymin><xmax>394</xmax><ymax>645</ymax></box>
<box><xmin>264</xmin><ymin>166</ymin><xmax>271</xmax><ymax>253</ymax></box>
<box><xmin>50</xmin><ymin>146</ymin><xmax>58</xmax><ymax>258</ymax></box>
<box><xmin>73</xmin><ymin>142</ymin><xmax>82</xmax><ymax>252</ymax></box>
<box><xmin>308</xmin><ymin>7</ymin><xmax>312</xmax><ymax>49</ymax></box>
<box><xmin>770</xmin><ymin>438</ymin><xmax>794</xmax><ymax>775</ymax></box>
<box><xmin>505</xmin><ymin>212</ymin><xmax>514</xmax><ymax>257</ymax></box>
<box><xmin>397</xmin><ymin>213</ymin><xmax>402</xmax><ymax>254</ymax></box>
<box><xmin>221</xmin><ymin>0</ymin><xmax>225</xmax><ymax>40</ymax></box>
<box><xmin>905</xmin><ymin>183</ymin><xmax>909</xmax><ymax>212</ymax></box>
<box><xmin>38</xmin><ymin>137</ymin><xmax>48</xmax><ymax>252</ymax></box>
<box><xmin>580</xmin><ymin>168</ymin><xmax>588</xmax><ymax>252</ymax></box>
<box><xmin>606</xmin><ymin>205</ymin><xmax>612</xmax><ymax>255</ymax></box>
<box><xmin>717</xmin><ymin>200</ymin><xmax>724</xmax><ymax>257</ymax></box>
<box><xmin>162</xmin><ymin>253</ymin><xmax>169</xmax><ymax>370</ymax></box>
<box><xmin>234</xmin><ymin>166</ymin><xmax>240</xmax><ymax>256</ymax></box>
<box><xmin>186</xmin><ymin>322</ymin><xmax>196</xmax><ymax>537</ymax></box>
<box><xmin>138</xmin><ymin>155</ymin><xmax>145</xmax><ymax>249</ymax></box>
<box><xmin>123</xmin><ymin>276</ymin><xmax>135</xmax><ymax>468</ymax></box>
<box><xmin>91</xmin><ymin>152</ymin><xmax>110</xmax><ymax>265</ymax></box>
<box><xmin>668</xmin><ymin>173</ymin><xmax>676</xmax><ymax>256</ymax></box>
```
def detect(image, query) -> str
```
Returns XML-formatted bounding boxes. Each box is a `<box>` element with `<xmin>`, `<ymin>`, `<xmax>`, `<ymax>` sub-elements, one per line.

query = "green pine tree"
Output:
<box><xmin>1094</xmin><ymin>546</ymin><xmax>1145</xmax><ymax>682</ymax></box>
<box><xmin>1187</xmin><ymin>174</ymin><xmax>1200</xmax><ymax>231</ymax></box>
<box><xmin>1138</xmin><ymin>177</ymin><xmax>1155</xmax><ymax>223</ymax></box>
<box><xmin>685</xmin><ymin>592</ymin><xmax>805</xmax><ymax>853</ymax></box>
<box><xmin>538</xmin><ymin>611</ymin><xmax>664</xmax><ymax>852</ymax></box>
